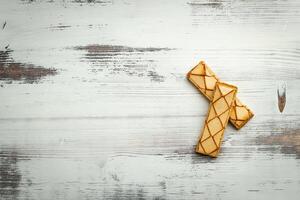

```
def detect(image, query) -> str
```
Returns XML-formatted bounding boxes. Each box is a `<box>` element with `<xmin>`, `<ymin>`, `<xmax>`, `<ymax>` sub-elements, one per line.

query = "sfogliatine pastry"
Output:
<box><xmin>187</xmin><ymin>61</ymin><xmax>253</xmax><ymax>129</ymax></box>
<box><xmin>196</xmin><ymin>82</ymin><xmax>237</xmax><ymax>157</ymax></box>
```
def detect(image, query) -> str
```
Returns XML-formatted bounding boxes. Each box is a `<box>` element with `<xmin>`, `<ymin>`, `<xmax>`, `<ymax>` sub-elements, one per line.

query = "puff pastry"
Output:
<box><xmin>187</xmin><ymin>61</ymin><xmax>253</xmax><ymax>129</ymax></box>
<box><xmin>196</xmin><ymin>82</ymin><xmax>237</xmax><ymax>157</ymax></box>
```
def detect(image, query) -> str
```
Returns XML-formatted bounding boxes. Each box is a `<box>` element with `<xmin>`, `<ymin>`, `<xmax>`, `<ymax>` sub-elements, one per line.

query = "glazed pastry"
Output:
<box><xmin>196</xmin><ymin>82</ymin><xmax>237</xmax><ymax>157</ymax></box>
<box><xmin>187</xmin><ymin>61</ymin><xmax>253</xmax><ymax>129</ymax></box>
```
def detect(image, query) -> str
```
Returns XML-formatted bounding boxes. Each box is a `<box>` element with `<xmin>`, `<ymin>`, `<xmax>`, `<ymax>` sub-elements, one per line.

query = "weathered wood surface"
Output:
<box><xmin>0</xmin><ymin>0</ymin><xmax>300</xmax><ymax>199</ymax></box>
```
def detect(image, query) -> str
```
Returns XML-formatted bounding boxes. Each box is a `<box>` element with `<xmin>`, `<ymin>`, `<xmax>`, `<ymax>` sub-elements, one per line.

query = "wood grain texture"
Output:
<box><xmin>0</xmin><ymin>0</ymin><xmax>300</xmax><ymax>199</ymax></box>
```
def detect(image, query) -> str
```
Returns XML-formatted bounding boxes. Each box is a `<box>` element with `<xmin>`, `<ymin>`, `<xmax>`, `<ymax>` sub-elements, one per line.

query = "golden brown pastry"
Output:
<box><xmin>187</xmin><ymin>61</ymin><xmax>253</xmax><ymax>129</ymax></box>
<box><xmin>196</xmin><ymin>82</ymin><xmax>237</xmax><ymax>157</ymax></box>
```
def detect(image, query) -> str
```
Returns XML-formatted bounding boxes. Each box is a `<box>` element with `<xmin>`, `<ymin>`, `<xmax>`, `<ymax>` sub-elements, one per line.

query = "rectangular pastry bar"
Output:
<box><xmin>187</xmin><ymin>61</ymin><xmax>254</xmax><ymax>129</ymax></box>
<box><xmin>196</xmin><ymin>82</ymin><xmax>237</xmax><ymax>157</ymax></box>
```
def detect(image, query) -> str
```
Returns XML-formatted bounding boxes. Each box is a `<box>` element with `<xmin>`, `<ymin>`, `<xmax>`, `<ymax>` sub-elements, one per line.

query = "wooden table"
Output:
<box><xmin>1</xmin><ymin>0</ymin><xmax>300</xmax><ymax>199</ymax></box>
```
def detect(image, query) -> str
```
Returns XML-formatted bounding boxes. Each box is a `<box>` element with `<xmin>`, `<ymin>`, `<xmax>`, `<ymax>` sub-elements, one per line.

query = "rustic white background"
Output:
<box><xmin>0</xmin><ymin>0</ymin><xmax>300</xmax><ymax>199</ymax></box>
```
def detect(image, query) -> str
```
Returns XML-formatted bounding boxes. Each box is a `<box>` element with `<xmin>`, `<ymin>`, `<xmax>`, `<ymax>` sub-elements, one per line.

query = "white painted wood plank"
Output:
<box><xmin>0</xmin><ymin>0</ymin><xmax>300</xmax><ymax>199</ymax></box>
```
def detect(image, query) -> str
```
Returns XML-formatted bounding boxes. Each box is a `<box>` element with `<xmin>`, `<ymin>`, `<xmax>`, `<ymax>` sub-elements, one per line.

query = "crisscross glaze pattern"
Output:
<box><xmin>187</xmin><ymin>61</ymin><xmax>254</xmax><ymax>129</ymax></box>
<box><xmin>196</xmin><ymin>82</ymin><xmax>237</xmax><ymax>157</ymax></box>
